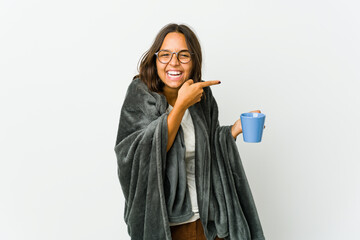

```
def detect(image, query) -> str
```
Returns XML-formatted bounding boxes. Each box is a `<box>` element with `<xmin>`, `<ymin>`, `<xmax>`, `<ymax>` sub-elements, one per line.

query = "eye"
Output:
<box><xmin>179</xmin><ymin>51</ymin><xmax>191</xmax><ymax>57</ymax></box>
<box><xmin>158</xmin><ymin>51</ymin><xmax>171</xmax><ymax>58</ymax></box>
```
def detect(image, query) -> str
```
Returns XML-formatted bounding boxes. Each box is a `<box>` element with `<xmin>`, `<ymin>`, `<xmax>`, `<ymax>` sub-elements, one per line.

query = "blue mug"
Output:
<box><xmin>240</xmin><ymin>112</ymin><xmax>266</xmax><ymax>143</ymax></box>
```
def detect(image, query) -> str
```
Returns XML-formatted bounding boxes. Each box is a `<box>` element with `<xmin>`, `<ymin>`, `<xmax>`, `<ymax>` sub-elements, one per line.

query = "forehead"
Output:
<box><xmin>160</xmin><ymin>32</ymin><xmax>189</xmax><ymax>51</ymax></box>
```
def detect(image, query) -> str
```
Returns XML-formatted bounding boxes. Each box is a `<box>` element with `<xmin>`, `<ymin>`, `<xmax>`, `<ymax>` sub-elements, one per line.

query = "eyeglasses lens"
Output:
<box><xmin>157</xmin><ymin>50</ymin><xmax>191</xmax><ymax>63</ymax></box>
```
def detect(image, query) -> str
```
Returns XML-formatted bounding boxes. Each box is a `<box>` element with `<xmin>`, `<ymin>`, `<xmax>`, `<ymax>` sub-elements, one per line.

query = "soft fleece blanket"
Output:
<box><xmin>114</xmin><ymin>78</ymin><xmax>265</xmax><ymax>240</ymax></box>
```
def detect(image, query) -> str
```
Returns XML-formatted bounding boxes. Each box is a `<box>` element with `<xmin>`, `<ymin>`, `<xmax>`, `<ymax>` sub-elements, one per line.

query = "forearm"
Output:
<box><xmin>166</xmin><ymin>104</ymin><xmax>186</xmax><ymax>152</ymax></box>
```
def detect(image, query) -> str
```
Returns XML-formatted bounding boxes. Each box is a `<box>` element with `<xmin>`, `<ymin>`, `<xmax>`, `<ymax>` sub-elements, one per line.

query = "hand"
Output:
<box><xmin>231</xmin><ymin>110</ymin><xmax>265</xmax><ymax>139</ymax></box>
<box><xmin>175</xmin><ymin>79</ymin><xmax>221</xmax><ymax>110</ymax></box>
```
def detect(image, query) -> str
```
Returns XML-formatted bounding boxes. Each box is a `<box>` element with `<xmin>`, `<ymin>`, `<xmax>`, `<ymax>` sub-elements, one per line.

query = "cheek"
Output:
<box><xmin>186</xmin><ymin>64</ymin><xmax>193</xmax><ymax>78</ymax></box>
<box><xmin>156</xmin><ymin>62</ymin><xmax>166</xmax><ymax>75</ymax></box>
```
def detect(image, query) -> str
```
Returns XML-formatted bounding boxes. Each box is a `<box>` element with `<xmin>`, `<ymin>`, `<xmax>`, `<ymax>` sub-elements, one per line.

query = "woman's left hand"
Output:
<box><xmin>231</xmin><ymin>110</ymin><xmax>264</xmax><ymax>140</ymax></box>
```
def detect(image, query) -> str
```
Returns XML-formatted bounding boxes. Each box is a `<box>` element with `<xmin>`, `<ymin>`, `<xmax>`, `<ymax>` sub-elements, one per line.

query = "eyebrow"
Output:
<box><xmin>160</xmin><ymin>49</ymin><xmax>189</xmax><ymax>51</ymax></box>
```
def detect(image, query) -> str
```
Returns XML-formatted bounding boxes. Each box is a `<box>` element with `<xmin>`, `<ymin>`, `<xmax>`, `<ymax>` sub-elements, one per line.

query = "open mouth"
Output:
<box><xmin>166</xmin><ymin>70</ymin><xmax>183</xmax><ymax>78</ymax></box>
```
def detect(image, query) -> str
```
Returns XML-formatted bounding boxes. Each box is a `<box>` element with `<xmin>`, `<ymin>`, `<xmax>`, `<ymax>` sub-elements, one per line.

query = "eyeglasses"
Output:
<box><xmin>155</xmin><ymin>50</ymin><xmax>193</xmax><ymax>64</ymax></box>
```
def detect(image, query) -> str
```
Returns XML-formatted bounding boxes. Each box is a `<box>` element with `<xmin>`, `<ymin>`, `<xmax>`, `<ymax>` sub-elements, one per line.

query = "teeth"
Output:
<box><xmin>167</xmin><ymin>71</ymin><xmax>181</xmax><ymax>76</ymax></box>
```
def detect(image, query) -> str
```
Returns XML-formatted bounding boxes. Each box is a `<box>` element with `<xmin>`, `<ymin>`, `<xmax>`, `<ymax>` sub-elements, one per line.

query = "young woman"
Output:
<box><xmin>115</xmin><ymin>23</ymin><xmax>265</xmax><ymax>240</ymax></box>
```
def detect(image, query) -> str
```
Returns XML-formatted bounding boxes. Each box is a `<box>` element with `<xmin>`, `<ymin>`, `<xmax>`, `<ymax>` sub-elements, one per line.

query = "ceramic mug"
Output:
<box><xmin>240</xmin><ymin>112</ymin><xmax>266</xmax><ymax>143</ymax></box>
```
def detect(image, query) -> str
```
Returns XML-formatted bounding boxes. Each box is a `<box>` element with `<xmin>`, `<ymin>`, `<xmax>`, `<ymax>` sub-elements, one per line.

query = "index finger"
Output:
<box><xmin>197</xmin><ymin>80</ymin><xmax>221</xmax><ymax>88</ymax></box>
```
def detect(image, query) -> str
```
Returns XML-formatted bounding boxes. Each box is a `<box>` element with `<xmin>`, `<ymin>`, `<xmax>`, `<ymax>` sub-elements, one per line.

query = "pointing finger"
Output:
<box><xmin>197</xmin><ymin>80</ymin><xmax>221</xmax><ymax>88</ymax></box>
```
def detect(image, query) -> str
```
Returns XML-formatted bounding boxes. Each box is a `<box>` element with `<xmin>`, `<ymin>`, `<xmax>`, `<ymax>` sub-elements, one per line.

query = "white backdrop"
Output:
<box><xmin>1</xmin><ymin>0</ymin><xmax>359</xmax><ymax>239</ymax></box>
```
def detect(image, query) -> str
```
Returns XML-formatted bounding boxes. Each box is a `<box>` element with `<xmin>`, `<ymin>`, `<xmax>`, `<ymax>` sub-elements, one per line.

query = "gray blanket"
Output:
<box><xmin>114</xmin><ymin>78</ymin><xmax>265</xmax><ymax>240</ymax></box>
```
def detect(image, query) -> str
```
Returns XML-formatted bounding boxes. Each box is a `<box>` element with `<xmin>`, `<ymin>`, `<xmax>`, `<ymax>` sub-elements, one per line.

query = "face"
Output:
<box><xmin>156</xmin><ymin>32</ymin><xmax>193</xmax><ymax>93</ymax></box>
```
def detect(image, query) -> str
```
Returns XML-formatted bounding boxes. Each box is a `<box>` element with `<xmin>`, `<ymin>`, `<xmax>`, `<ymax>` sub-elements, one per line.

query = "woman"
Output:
<box><xmin>115</xmin><ymin>23</ymin><xmax>265</xmax><ymax>240</ymax></box>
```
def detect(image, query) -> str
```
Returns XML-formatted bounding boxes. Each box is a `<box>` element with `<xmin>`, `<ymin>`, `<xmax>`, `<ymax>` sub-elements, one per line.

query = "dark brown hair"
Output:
<box><xmin>133</xmin><ymin>23</ymin><xmax>202</xmax><ymax>92</ymax></box>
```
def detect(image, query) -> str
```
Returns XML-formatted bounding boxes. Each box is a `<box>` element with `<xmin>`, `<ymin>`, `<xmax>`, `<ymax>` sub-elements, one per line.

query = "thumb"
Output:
<box><xmin>185</xmin><ymin>79</ymin><xmax>194</xmax><ymax>85</ymax></box>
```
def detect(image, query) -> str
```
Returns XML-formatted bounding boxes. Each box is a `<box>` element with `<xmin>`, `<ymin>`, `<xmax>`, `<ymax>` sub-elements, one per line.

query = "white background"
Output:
<box><xmin>1</xmin><ymin>0</ymin><xmax>359</xmax><ymax>239</ymax></box>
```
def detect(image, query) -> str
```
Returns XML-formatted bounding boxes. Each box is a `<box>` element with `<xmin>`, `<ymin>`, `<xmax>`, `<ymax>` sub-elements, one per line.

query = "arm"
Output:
<box><xmin>166</xmin><ymin>79</ymin><xmax>221</xmax><ymax>151</ymax></box>
<box><xmin>166</xmin><ymin>105</ymin><xmax>186</xmax><ymax>152</ymax></box>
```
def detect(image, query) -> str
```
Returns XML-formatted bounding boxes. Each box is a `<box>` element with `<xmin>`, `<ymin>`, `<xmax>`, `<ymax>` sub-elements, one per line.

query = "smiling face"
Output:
<box><xmin>156</xmin><ymin>32</ymin><xmax>193</xmax><ymax>94</ymax></box>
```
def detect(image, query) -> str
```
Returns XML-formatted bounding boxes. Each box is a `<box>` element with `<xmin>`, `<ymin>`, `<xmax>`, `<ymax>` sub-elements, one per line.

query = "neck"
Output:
<box><xmin>162</xmin><ymin>86</ymin><xmax>178</xmax><ymax>107</ymax></box>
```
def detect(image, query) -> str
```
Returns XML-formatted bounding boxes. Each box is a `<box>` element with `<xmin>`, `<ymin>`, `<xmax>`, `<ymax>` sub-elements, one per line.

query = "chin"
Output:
<box><xmin>166</xmin><ymin>82</ymin><xmax>183</xmax><ymax>90</ymax></box>
<box><xmin>162</xmin><ymin>77</ymin><xmax>186</xmax><ymax>89</ymax></box>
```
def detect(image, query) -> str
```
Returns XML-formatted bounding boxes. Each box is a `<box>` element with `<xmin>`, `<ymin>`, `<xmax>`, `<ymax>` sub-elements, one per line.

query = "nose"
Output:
<box><xmin>169</xmin><ymin>52</ymin><xmax>180</xmax><ymax>66</ymax></box>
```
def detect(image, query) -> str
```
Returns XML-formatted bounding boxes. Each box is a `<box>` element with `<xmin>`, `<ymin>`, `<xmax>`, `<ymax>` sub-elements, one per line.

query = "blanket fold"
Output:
<box><xmin>115</xmin><ymin>78</ymin><xmax>265</xmax><ymax>240</ymax></box>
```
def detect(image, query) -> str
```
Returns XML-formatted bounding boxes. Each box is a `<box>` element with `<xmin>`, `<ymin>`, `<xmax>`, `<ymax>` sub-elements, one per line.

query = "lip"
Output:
<box><xmin>166</xmin><ymin>69</ymin><xmax>183</xmax><ymax>73</ymax></box>
<box><xmin>166</xmin><ymin>70</ymin><xmax>183</xmax><ymax>81</ymax></box>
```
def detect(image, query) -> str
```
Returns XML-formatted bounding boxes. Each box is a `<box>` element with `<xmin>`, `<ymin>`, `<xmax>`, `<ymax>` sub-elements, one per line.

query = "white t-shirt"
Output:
<box><xmin>167</xmin><ymin>105</ymin><xmax>200</xmax><ymax>226</ymax></box>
